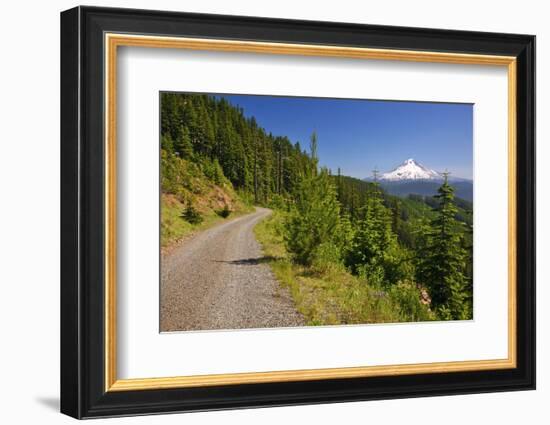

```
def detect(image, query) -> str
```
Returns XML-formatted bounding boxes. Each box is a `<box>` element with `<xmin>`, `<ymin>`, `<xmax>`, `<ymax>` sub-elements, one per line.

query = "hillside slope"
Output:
<box><xmin>161</xmin><ymin>150</ymin><xmax>252</xmax><ymax>247</ymax></box>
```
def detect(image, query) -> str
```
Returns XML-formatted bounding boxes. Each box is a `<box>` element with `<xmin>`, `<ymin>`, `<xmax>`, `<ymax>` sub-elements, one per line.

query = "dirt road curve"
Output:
<box><xmin>160</xmin><ymin>207</ymin><xmax>305</xmax><ymax>332</ymax></box>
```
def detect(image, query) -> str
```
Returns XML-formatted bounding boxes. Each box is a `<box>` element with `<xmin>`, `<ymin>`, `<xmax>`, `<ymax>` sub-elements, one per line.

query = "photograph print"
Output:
<box><xmin>159</xmin><ymin>93</ymin><xmax>474</xmax><ymax>332</ymax></box>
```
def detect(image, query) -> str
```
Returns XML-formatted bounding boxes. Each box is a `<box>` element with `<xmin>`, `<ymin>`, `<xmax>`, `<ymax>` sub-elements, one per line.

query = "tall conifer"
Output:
<box><xmin>284</xmin><ymin>168</ymin><xmax>343</xmax><ymax>265</ymax></box>
<box><xmin>349</xmin><ymin>179</ymin><xmax>396</xmax><ymax>278</ymax></box>
<box><xmin>416</xmin><ymin>174</ymin><xmax>470</xmax><ymax>319</ymax></box>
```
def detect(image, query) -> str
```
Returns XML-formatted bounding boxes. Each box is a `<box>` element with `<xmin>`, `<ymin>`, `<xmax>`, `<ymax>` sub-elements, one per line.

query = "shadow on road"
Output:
<box><xmin>214</xmin><ymin>256</ymin><xmax>277</xmax><ymax>266</ymax></box>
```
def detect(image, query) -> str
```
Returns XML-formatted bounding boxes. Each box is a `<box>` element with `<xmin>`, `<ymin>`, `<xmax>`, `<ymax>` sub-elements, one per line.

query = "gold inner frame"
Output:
<box><xmin>104</xmin><ymin>33</ymin><xmax>518</xmax><ymax>392</ymax></box>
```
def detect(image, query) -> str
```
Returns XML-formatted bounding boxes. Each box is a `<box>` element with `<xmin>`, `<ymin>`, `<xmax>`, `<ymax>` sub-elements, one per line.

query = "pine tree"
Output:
<box><xmin>349</xmin><ymin>180</ymin><xmax>396</xmax><ymax>281</ymax></box>
<box><xmin>336</xmin><ymin>167</ymin><xmax>342</xmax><ymax>202</ymax></box>
<box><xmin>161</xmin><ymin>134</ymin><xmax>174</xmax><ymax>152</ymax></box>
<box><xmin>416</xmin><ymin>174</ymin><xmax>471</xmax><ymax>320</ymax></box>
<box><xmin>174</xmin><ymin>126</ymin><xmax>193</xmax><ymax>159</ymax></box>
<box><xmin>309</xmin><ymin>131</ymin><xmax>319</xmax><ymax>176</ymax></box>
<box><xmin>181</xmin><ymin>200</ymin><xmax>203</xmax><ymax>224</ymax></box>
<box><xmin>254</xmin><ymin>137</ymin><xmax>259</xmax><ymax>204</ymax></box>
<box><xmin>284</xmin><ymin>167</ymin><xmax>344</xmax><ymax>266</ymax></box>
<box><xmin>390</xmin><ymin>199</ymin><xmax>401</xmax><ymax>234</ymax></box>
<box><xmin>160</xmin><ymin>93</ymin><xmax>332</xmax><ymax>206</ymax></box>
<box><xmin>462</xmin><ymin>220</ymin><xmax>474</xmax><ymax>313</ymax></box>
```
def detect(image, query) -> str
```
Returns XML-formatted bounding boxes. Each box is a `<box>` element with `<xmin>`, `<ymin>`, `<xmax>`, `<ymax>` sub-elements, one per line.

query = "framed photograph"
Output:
<box><xmin>60</xmin><ymin>6</ymin><xmax>535</xmax><ymax>419</ymax></box>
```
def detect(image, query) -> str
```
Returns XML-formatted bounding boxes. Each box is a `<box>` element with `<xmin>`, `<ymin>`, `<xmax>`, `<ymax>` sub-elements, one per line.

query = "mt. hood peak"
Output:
<box><xmin>377</xmin><ymin>158</ymin><xmax>441</xmax><ymax>181</ymax></box>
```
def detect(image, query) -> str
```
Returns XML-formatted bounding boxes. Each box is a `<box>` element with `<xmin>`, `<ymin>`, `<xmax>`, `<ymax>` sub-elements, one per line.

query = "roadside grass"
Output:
<box><xmin>161</xmin><ymin>152</ymin><xmax>255</xmax><ymax>249</ymax></box>
<box><xmin>161</xmin><ymin>194</ymin><xmax>254</xmax><ymax>248</ymax></box>
<box><xmin>254</xmin><ymin>211</ymin><xmax>434</xmax><ymax>326</ymax></box>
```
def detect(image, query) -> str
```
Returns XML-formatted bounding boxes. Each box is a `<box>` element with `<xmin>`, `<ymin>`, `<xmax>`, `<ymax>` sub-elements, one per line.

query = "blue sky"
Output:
<box><xmin>216</xmin><ymin>94</ymin><xmax>473</xmax><ymax>180</ymax></box>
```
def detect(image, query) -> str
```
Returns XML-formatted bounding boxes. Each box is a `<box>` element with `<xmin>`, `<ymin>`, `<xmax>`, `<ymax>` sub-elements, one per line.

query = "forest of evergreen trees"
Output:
<box><xmin>161</xmin><ymin>92</ymin><xmax>473</xmax><ymax>321</ymax></box>
<box><xmin>161</xmin><ymin>92</ymin><xmax>316</xmax><ymax>204</ymax></box>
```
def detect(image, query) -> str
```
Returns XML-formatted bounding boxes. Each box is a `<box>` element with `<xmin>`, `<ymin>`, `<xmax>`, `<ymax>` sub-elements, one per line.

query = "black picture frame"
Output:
<box><xmin>61</xmin><ymin>5</ymin><xmax>536</xmax><ymax>419</ymax></box>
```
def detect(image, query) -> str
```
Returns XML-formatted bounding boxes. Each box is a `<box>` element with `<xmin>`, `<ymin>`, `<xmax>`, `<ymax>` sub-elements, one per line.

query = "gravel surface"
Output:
<box><xmin>160</xmin><ymin>207</ymin><xmax>305</xmax><ymax>332</ymax></box>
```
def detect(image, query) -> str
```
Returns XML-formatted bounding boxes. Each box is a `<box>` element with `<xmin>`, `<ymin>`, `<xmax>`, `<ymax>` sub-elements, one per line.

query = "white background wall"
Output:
<box><xmin>0</xmin><ymin>0</ymin><xmax>545</xmax><ymax>423</ymax></box>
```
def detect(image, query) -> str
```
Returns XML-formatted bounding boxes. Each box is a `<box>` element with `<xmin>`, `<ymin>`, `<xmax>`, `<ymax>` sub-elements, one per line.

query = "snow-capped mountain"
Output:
<box><xmin>363</xmin><ymin>158</ymin><xmax>473</xmax><ymax>201</ymax></box>
<box><xmin>378</xmin><ymin>158</ymin><xmax>441</xmax><ymax>181</ymax></box>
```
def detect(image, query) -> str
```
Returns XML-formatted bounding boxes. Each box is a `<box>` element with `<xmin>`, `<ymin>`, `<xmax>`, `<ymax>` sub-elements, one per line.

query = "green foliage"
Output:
<box><xmin>236</xmin><ymin>189</ymin><xmax>255</xmax><ymax>208</ymax></box>
<box><xmin>310</xmin><ymin>242</ymin><xmax>346</xmax><ymax>275</ymax></box>
<box><xmin>161</xmin><ymin>92</ymin><xmax>474</xmax><ymax>324</ymax></box>
<box><xmin>201</xmin><ymin>158</ymin><xmax>226</xmax><ymax>186</ymax></box>
<box><xmin>284</xmin><ymin>168</ymin><xmax>349</xmax><ymax>266</ymax></box>
<box><xmin>161</xmin><ymin>134</ymin><xmax>174</xmax><ymax>152</ymax></box>
<box><xmin>174</xmin><ymin>126</ymin><xmax>193</xmax><ymax>159</ymax></box>
<box><xmin>256</xmin><ymin>211</ymin><xmax>435</xmax><ymax>325</ymax></box>
<box><xmin>161</xmin><ymin>92</ymin><xmax>316</xmax><ymax>202</ymax></box>
<box><xmin>415</xmin><ymin>176</ymin><xmax>472</xmax><ymax>320</ymax></box>
<box><xmin>346</xmin><ymin>184</ymin><xmax>412</xmax><ymax>285</ymax></box>
<box><xmin>267</xmin><ymin>193</ymin><xmax>288</xmax><ymax>211</ymax></box>
<box><xmin>349</xmin><ymin>185</ymin><xmax>395</xmax><ymax>268</ymax></box>
<box><xmin>161</xmin><ymin>149</ymin><xmax>207</xmax><ymax>196</ymax></box>
<box><xmin>309</xmin><ymin>131</ymin><xmax>319</xmax><ymax>176</ymax></box>
<box><xmin>181</xmin><ymin>201</ymin><xmax>203</xmax><ymax>225</ymax></box>
<box><xmin>332</xmin><ymin>173</ymin><xmax>378</xmax><ymax>219</ymax></box>
<box><xmin>216</xmin><ymin>204</ymin><xmax>232</xmax><ymax>218</ymax></box>
<box><xmin>161</xmin><ymin>195</ymin><xmax>192</xmax><ymax>247</ymax></box>
<box><xmin>386</xmin><ymin>281</ymin><xmax>434</xmax><ymax>322</ymax></box>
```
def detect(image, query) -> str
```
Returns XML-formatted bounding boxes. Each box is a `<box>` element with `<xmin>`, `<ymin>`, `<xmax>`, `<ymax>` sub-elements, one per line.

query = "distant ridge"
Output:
<box><xmin>379</xmin><ymin>158</ymin><xmax>441</xmax><ymax>181</ymax></box>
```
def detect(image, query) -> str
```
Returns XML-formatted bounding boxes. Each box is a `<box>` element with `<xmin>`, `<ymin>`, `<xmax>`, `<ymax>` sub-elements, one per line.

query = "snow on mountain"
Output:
<box><xmin>378</xmin><ymin>158</ymin><xmax>442</xmax><ymax>181</ymax></box>
<box><xmin>362</xmin><ymin>158</ymin><xmax>473</xmax><ymax>201</ymax></box>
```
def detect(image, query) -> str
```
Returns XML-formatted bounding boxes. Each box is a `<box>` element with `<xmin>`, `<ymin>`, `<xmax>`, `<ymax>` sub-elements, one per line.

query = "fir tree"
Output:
<box><xmin>174</xmin><ymin>126</ymin><xmax>193</xmax><ymax>159</ymax></box>
<box><xmin>348</xmin><ymin>180</ymin><xmax>396</xmax><ymax>280</ymax></box>
<box><xmin>181</xmin><ymin>200</ymin><xmax>203</xmax><ymax>224</ymax></box>
<box><xmin>284</xmin><ymin>168</ymin><xmax>344</xmax><ymax>266</ymax></box>
<box><xmin>309</xmin><ymin>131</ymin><xmax>319</xmax><ymax>176</ymax></box>
<box><xmin>416</xmin><ymin>174</ymin><xmax>471</xmax><ymax>320</ymax></box>
<box><xmin>336</xmin><ymin>167</ymin><xmax>342</xmax><ymax>202</ymax></box>
<box><xmin>161</xmin><ymin>134</ymin><xmax>174</xmax><ymax>152</ymax></box>
<box><xmin>159</xmin><ymin>92</ymin><xmax>348</xmax><ymax>203</ymax></box>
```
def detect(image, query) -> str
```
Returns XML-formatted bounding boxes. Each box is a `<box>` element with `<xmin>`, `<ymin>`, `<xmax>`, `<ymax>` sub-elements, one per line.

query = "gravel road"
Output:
<box><xmin>160</xmin><ymin>207</ymin><xmax>305</xmax><ymax>332</ymax></box>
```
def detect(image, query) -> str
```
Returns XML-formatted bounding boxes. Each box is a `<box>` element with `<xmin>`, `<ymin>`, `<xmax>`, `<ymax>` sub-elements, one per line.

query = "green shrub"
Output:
<box><xmin>267</xmin><ymin>194</ymin><xmax>287</xmax><ymax>210</ymax></box>
<box><xmin>381</xmin><ymin>244</ymin><xmax>416</xmax><ymax>285</ymax></box>
<box><xmin>161</xmin><ymin>149</ymin><xmax>207</xmax><ymax>197</ymax></box>
<box><xmin>216</xmin><ymin>204</ymin><xmax>231</xmax><ymax>218</ymax></box>
<box><xmin>181</xmin><ymin>201</ymin><xmax>203</xmax><ymax>224</ymax></box>
<box><xmin>161</xmin><ymin>195</ymin><xmax>192</xmax><ymax>247</ymax></box>
<box><xmin>235</xmin><ymin>189</ymin><xmax>253</xmax><ymax>207</ymax></box>
<box><xmin>311</xmin><ymin>242</ymin><xmax>344</xmax><ymax>275</ymax></box>
<box><xmin>355</xmin><ymin>263</ymin><xmax>385</xmax><ymax>288</ymax></box>
<box><xmin>387</xmin><ymin>281</ymin><xmax>434</xmax><ymax>322</ymax></box>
